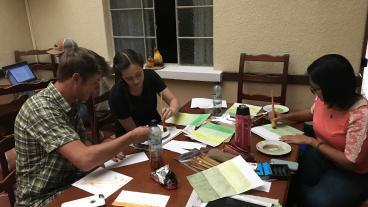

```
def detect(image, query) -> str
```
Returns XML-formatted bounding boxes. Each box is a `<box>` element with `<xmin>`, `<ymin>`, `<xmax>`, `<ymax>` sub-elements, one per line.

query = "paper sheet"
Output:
<box><xmin>361</xmin><ymin>67</ymin><xmax>368</xmax><ymax>98</ymax></box>
<box><xmin>254</xmin><ymin>181</ymin><xmax>271</xmax><ymax>193</ymax></box>
<box><xmin>165</xmin><ymin>113</ymin><xmax>210</xmax><ymax>127</ymax></box>
<box><xmin>103</xmin><ymin>152</ymin><xmax>149</xmax><ymax>170</ymax></box>
<box><xmin>191</xmin><ymin>98</ymin><xmax>227</xmax><ymax>109</ymax></box>
<box><xmin>224</xmin><ymin>103</ymin><xmax>262</xmax><ymax>118</ymax></box>
<box><xmin>163</xmin><ymin>144</ymin><xmax>189</xmax><ymax>154</ymax></box>
<box><xmin>187</xmin><ymin>156</ymin><xmax>264</xmax><ymax>203</ymax></box>
<box><xmin>188</xmin><ymin>122</ymin><xmax>235</xmax><ymax>147</ymax></box>
<box><xmin>251</xmin><ymin>124</ymin><xmax>303</xmax><ymax>140</ymax></box>
<box><xmin>165</xmin><ymin>140</ymin><xmax>207</xmax><ymax>150</ymax></box>
<box><xmin>163</xmin><ymin>140</ymin><xmax>206</xmax><ymax>154</ymax></box>
<box><xmin>112</xmin><ymin>190</ymin><xmax>170</xmax><ymax>207</ymax></box>
<box><xmin>185</xmin><ymin>190</ymin><xmax>208</xmax><ymax>207</ymax></box>
<box><xmin>73</xmin><ymin>168</ymin><xmax>132</xmax><ymax>198</ymax></box>
<box><xmin>231</xmin><ymin>194</ymin><xmax>278</xmax><ymax>207</ymax></box>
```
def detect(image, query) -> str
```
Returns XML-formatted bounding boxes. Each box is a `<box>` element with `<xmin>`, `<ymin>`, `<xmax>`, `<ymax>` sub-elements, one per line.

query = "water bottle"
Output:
<box><xmin>212</xmin><ymin>82</ymin><xmax>222</xmax><ymax>116</ymax></box>
<box><xmin>149</xmin><ymin>119</ymin><xmax>163</xmax><ymax>170</ymax></box>
<box><xmin>234</xmin><ymin>105</ymin><xmax>251</xmax><ymax>152</ymax></box>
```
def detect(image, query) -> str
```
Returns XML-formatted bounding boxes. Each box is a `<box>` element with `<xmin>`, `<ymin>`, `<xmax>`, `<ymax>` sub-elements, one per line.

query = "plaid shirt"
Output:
<box><xmin>14</xmin><ymin>83</ymin><xmax>88</xmax><ymax>207</ymax></box>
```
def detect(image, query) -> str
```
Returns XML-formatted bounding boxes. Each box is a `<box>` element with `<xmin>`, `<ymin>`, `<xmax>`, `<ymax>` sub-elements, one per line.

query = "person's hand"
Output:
<box><xmin>112</xmin><ymin>152</ymin><xmax>125</xmax><ymax>162</ymax></box>
<box><xmin>161</xmin><ymin>107</ymin><xmax>176</xmax><ymax>121</ymax></box>
<box><xmin>130</xmin><ymin>126</ymin><xmax>149</xmax><ymax>143</ymax></box>
<box><xmin>280</xmin><ymin>134</ymin><xmax>317</xmax><ymax>146</ymax></box>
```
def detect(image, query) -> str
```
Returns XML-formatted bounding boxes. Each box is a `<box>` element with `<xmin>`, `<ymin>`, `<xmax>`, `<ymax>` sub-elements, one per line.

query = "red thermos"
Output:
<box><xmin>234</xmin><ymin>105</ymin><xmax>251</xmax><ymax>152</ymax></box>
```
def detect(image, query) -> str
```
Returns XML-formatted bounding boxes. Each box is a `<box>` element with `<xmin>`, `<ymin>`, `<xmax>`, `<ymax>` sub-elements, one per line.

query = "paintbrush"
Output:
<box><xmin>160</xmin><ymin>92</ymin><xmax>167</xmax><ymax>132</ymax></box>
<box><xmin>271</xmin><ymin>90</ymin><xmax>277</xmax><ymax>129</ymax></box>
<box><xmin>252</xmin><ymin>113</ymin><xmax>267</xmax><ymax>123</ymax></box>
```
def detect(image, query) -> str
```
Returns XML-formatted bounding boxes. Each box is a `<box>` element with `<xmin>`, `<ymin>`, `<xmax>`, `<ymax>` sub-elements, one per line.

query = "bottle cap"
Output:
<box><xmin>150</xmin><ymin>119</ymin><xmax>158</xmax><ymax>126</ymax></box>
<box><xmin>236</xmin><ymin>105</ymin><xmax>250</xmax><ymax>116</ymax></box>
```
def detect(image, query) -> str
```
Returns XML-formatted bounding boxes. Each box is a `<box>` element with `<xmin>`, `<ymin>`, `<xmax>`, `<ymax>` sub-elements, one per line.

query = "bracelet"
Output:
<box><xmin>316</xmin><ymin>142</ymin><xmax>324</xmax><ymax>151</ymax></box>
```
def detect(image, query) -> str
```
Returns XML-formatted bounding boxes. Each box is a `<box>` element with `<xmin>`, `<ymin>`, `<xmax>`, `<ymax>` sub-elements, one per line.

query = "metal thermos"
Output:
<box><xmin>234</xmin><ymin>105</ymin><xmax>251</xmax><ymax>152</ymax></box>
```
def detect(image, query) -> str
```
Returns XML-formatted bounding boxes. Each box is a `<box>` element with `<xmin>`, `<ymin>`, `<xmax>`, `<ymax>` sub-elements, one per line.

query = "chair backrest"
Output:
<box><xmin>0</xmin><ymin>135</ymin><xmax>15</xmax><ymax>178</ymax></box>
<box><xmin>86</xmin><ymin>90</ymin><xmax>114</xmax><ymax>144</ymax></box>
<box><xmin>237</xmin><ymin>53</ymin><xmax>289</xmax><ymax>105</ymax></box>
<box><xmin>0</xmin><ymin>81</ymin><xmax>52</xmax><ymax>137</ymax></box>
<box><xmin>14</xmin><ymin>49</ymin><xmax>58</xmax><ymax>78</ymax></box>
<box><xmin>0</xmin><ymin>135</ymin><xmax>16</xmax><ymax>207</ymax></box>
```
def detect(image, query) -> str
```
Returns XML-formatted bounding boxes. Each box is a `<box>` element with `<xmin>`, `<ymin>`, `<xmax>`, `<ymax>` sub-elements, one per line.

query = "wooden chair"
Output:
<box><xmin>0</xmin><ymin>135</ymin><xmax>16</xmax><ymax>207</ymax></box>
<box><xmin>237</xmin><ymin>53</ymin><xmax>290</xmax><ymax>105</ymax></box>
<box><xmin>86</xmin><ymin>90</ymin><xmax>115</xmax><ymax>144</ymax></box>
<box><xmin>0</xmin><ymin>81</ymin><xmax>51</xmax><ymax>137</ymax></box>
<box><xmin>14</xmin><ymin>49</ymin><xmax>58</xmax><ymax>78</ymax></box>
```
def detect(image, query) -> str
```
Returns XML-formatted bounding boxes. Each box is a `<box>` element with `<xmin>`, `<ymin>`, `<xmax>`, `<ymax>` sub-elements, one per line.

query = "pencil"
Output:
<box><xmin>271</xmin><ymin>90</ymin><xmax>277</xmax><ymax>128</ymax></box>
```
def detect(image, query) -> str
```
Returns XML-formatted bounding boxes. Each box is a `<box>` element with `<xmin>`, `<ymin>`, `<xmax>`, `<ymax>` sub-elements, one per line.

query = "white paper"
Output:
<box><xmin>72</xmin><ymin>168</ymin><xmax>132</xmax><ymax>198</ymax></box>
<box><xmin>103</xmin><ymin>152</ymin><xmax>148</xmax><ymax>170</ymax></box>
<box><xmin>163</xmin><ymin>144</ymin><xmax>189</xmax><ymax>154</ymax></box>
<box><xmin>231</xmin><ymin>156</ymin><xmax>265</xmax><ymax>190</ymax></box>
<box><xmin>185</xmin><ymin>190</ymin><xmax>208</xmax><ymax>207</ymax></box>
<box><xmin>251</xmin><ymin>126</ymin><xmax>280</xmax><ymax>140</ymax></box>
<box><xmin>191</xmin><ymin>98</ymin><xmax>227</xmax><ymax>109</ymax></box>
<box><xmin>254</xmin><ymin>181</ymin><xmax>272</xmax><ymax>192</ymax></box>
<box><xmin>112</xmin><ymin>190</ymin><xmax>170</xmax><ymax>207</ymax></box>
<box><xmin>231</xmin><ymin>194</ymin><xmax>279</xmax><ymax>207</ymax></box>
<box><xmin>61</xmin><ymin>195</ymin><xmax>106</xmax><ymax>207</ymax></box>
<box><xmin>165</xmin><ymin>140</ymin><xmax>206</xmax><ymax>150</ymax></box>
<box><xmin>362</xmin><ymin>67</ymin><xmax>368</xmax><ymax>98</ymax></box>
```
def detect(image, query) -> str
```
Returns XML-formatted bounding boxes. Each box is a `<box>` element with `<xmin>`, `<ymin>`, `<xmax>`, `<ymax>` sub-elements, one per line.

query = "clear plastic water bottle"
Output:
<box><xmin>212</xmin><ymin>82</ymin><xmax>222</xmax><ymax>116</ymax></box>
<box><xmin>149</xmin><ymin>119</ymin><xmax>163</xmax><ymax>170</ymax></box>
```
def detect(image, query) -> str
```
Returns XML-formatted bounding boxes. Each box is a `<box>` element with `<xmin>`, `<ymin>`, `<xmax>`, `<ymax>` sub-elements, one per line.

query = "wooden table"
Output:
<box><xmin>47</xmin><ymin>102</ymin><xmax>300</xmax><ymax>207</ymax></box>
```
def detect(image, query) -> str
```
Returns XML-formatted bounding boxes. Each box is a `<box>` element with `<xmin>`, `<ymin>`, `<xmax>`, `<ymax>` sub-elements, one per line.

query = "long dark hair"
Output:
<box><xmin>307</xmin><ymin>54</ymin><xmax>357</xmax><ymax>109</ymax></box>
<box><xmin>113</xmin><ymin>49</ymin><xmax>143</xmax><ymax>80</ymax></box>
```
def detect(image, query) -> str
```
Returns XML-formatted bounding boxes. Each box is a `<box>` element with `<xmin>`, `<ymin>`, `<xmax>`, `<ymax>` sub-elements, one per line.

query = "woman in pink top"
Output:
<box><xmin>273</xmin><ymin>54</ymin><xmax>368</xmax><ymax>207</ymax></box>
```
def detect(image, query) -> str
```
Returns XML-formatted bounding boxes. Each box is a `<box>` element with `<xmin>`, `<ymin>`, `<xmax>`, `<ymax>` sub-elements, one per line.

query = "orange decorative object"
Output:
<box><xmin>153</xmin><ymin>48</ymin><xmax>163</xmax><ymax>66</ymax></box>
<box><xmin>146</xmin><ymin>56</ymin><xmax>154</xmax><ymax>68</ymax></box>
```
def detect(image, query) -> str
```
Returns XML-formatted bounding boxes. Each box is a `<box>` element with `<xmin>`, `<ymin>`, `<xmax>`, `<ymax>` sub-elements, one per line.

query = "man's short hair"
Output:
<box><xmin>57</xmin><ymin>47</ymin><xmax>108</xmax><ymax>82</ymax></box>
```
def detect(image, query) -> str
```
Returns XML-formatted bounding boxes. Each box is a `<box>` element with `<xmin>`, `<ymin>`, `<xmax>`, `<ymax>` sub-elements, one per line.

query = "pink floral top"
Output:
<box><xmin>311</xmin><ymin>97</ymin><xmax>368</xmax><ymax>173</ymax></box>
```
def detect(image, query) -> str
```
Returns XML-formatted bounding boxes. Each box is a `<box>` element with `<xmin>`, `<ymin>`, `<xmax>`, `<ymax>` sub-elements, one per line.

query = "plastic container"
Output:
<box><xmin>149</xmin><ymin>119</ymin><xmax>163</xmax><ymax>170</ymax></box>
<box><xmin>234</xmin><ymin>105</ymin><xmax>251</xmax><ymax>152</ymax></box>
<box><xmin>212</xmin><ymin>82</ymin><xmax>222</xmax><ymax>116</ymax></box>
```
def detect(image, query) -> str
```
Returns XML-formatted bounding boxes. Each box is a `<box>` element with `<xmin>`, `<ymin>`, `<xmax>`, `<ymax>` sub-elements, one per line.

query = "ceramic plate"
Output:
<box><xmin>263</xmin><ymin>104</ymin><xmax>289</xmax><ymax>114</ymax></box>
<box><xmin>256</xmin><ymin>140</ymin><xmax>291</xmax><ymax>156</ymax></box>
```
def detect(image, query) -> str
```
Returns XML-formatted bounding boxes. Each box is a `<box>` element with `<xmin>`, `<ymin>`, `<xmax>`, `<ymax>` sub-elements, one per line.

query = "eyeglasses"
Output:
<box><xmin>310</xmin><ymin>86</ymin><xmax>321</xmax><ymax>94</ymax></box>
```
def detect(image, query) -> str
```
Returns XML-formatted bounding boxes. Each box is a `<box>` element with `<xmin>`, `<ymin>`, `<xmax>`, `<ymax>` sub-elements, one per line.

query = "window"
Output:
<box><xmin>109</xmin><ymin>0</ymin><xmax>213</xmax><ymax>66</ymax></box>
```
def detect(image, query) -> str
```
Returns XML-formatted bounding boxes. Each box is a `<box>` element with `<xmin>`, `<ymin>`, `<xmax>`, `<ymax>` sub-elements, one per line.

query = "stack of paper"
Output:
<box><xmin>191</xmin><ymin>98</ymin><xmax>227</xmax><ymax>109</ymax></box>
<box><xmin>187</xmin><ymin>122</ymin><xmax>235</xmax><ymax>147</ymax></box>
<box><xmin>72</xmin><ymin>168</ymin><xmax>132</xmax><ymax>198</ymax></box>
<box><xmin>187</xmin><ymin>156</ymin><xmax>264</xmax><ymax>203</ymax></box>
<box><xmin>225</xmin><ymin>103</ymin><xmax>262</xmax><ymax>118</ymax></box>
<box><xmin>165</xmin><ymin>112</ymin><xmax>211</xmax><ymax>127</ymax></box>
<box><xmin>251</xmin><ymin>124</ymin><xmax>303</xmax><ymax>140</ymax></box>
<box><xmin>112</xmin><ymin>190</ymin><xmax>170</xmax><ymax>207</ymax></box>
<box><xmin>163</xmin><ymin>140</ymin><xmax>206</xmax><ymax>154</ymax></box>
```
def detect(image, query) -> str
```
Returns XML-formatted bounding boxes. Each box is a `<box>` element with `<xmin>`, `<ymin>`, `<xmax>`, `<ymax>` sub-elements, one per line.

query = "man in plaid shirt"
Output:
<box><xmin>14</xmin><ymin>47</ymin><xmax>149</xmax><ymax>207</ymax></box>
